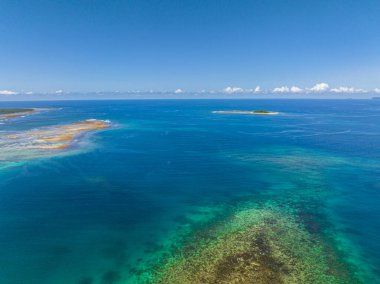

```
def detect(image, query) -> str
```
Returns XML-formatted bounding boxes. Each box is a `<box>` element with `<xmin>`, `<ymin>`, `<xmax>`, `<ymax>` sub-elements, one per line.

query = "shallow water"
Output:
<box><xmin>0</xmin><ymin>99</ymin><xmax>379</xmax><ymax>283</ymax></box>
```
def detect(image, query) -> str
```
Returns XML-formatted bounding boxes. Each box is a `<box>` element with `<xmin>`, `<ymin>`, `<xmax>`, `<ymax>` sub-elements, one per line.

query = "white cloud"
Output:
<box><xmin>272</xmin><ymin>86</ymin><xmax>290</xmax><ymax>93</ymax></box>
<box><xmin>223</xmin><ymin>86</ymin><xmax>244</xmax><ymax>94</ymax></box>
<box><xmin>330</xmin><ymin>86</ymin><xmax>367</xmax><ymax>93</ymax></box>
<box><xmin>309</xmin><ymin>83</ymin><xmax>329</xmax><ymax>92</ymax></box>
<box><xmin>25</xmin><ymin>91</ymin><xmax>34</xmax><ymax>95</ymax></box>
<box><xmin>373</xmin><ymin>88</ymin><xmax>380</xmax><ymax>93</ymax></box>
<box><xmin>354</xmin><ymin>88</ymin><xmax>367</xmax><ymax>93</ymax></box>
<box><xmin>245</xmin><ymin>86</ymin><xmax>262</xmax><ymax>93</ymax></box>
<box><xmin>174</xmin><ymin>88</ymin><xmax>184</xmax><ymax>94</ymax></box>
<box><xmin>271</xmin><ymin>86</ymin><xmax>303</xmax><ymax>94</ymax></box>
<box><xmin>290</xmin><ymin>86</ymin><xmax>303</xmax><ymax>93</ymax></box>
<box><xmin>0</xmin><ymin>90</ymin><xmax>18</xmax><ymax>95</ymax></box>
<box><xmin>199</xmin><ymin>89</ymin><xmax>216</xmax><ymax>94</ymax></box>
<box><xmin>330</xmin><ymin>87</ymin><xmax>353</xmax><ymax>93</ymax></box>
<box><xmin>55</xmin><ymin>90</ymin><xmax>63</xmax><ymax>94</ymax></box>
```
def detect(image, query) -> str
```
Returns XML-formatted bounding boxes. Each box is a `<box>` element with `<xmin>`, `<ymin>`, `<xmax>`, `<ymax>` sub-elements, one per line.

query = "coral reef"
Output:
<box><xmin>148</xmin><ymin>205</ymin><xmax>355</xmax><ymax>284</ymax></box>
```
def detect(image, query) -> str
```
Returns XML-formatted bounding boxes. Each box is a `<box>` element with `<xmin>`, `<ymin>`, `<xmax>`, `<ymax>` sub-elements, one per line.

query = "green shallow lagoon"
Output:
<box><xmin>0</xmin><ymin>100</ymin><xmax>379</xmax><ymax>284</ymax></box>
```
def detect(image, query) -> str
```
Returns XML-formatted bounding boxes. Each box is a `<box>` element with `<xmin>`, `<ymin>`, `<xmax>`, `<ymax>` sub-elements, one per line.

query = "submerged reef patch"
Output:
<box><xmin>129</xmin><ymin>147</ymin><xmax>367</xmax><ymax>284</ymax></box>
<box><xmin>144</xmin><ymin>204</ymin><xmax>357</xmax><ymax>284</ymax></box>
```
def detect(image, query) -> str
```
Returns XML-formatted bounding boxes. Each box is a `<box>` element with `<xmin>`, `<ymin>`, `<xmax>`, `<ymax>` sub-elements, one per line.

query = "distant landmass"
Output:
<box><xmin>0</xmin><ymin>108</ymin><xmax>36</xmax><ymax>120</ymax></box>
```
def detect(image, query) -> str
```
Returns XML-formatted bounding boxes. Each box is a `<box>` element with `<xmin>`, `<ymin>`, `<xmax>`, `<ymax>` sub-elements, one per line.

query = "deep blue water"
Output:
<box><xmin>0</xmin><ymin>99</ymin><xmax>379</xmax><ymax>283</ymax></box>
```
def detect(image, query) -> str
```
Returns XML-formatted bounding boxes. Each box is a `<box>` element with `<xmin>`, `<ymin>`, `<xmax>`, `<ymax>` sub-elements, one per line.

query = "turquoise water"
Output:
<box><xmin>0</xmin><ymin>99</ymin><xmax>379</xmax><ymax>283</ymax></box>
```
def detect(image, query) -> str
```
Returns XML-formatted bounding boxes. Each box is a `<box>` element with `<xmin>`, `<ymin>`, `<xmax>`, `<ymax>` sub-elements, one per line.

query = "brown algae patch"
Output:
<box><xmin>147</xmin><ymin>205</ymin><xmax>356</xmax><ymax>284</ymax></box>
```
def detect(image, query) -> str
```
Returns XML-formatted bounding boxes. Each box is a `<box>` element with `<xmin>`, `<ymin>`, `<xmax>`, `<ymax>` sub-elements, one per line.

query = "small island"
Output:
<box><xmin>0</xmin><ymin>108</ymin><xmax>37</xmax><ymax>120</ymax></box>
<box><xmin>212</xmin><ymin>110</ymin><xmax>279</xmax><ymax>115</ymax></box>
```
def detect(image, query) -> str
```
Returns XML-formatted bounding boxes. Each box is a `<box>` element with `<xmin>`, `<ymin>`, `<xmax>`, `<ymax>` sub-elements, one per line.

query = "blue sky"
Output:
<box><xmin>0</xmin><ymin>0</ymin><xmax>380</xmax><ymax>99</ymax></box>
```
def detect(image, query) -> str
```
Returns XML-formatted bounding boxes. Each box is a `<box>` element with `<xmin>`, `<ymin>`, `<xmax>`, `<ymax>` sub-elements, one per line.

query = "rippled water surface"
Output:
<box><xmin>0</xmin><ymin>99</ymin><xmax>379</xmax><ymax>283</ymax></box>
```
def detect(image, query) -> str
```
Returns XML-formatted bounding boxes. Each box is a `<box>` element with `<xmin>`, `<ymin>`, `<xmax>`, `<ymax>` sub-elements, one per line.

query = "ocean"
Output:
<box><xmin>0</xmin><ymin>99</ymin><xmax>379</xmax><ymax>283</ymax></box>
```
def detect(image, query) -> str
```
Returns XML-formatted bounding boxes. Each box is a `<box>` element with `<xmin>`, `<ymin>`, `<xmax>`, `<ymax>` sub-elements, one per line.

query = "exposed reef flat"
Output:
<box><xmin>146</xmin><ymin>204</ymin><xmax>356</xmax><ymax>284</ymax></box>
<box><xmin>212</xmin><ymin>110</ymin><xmax>279</xmax><ymax>115</ymax></box>
<box><xmin>0</xmin><ymin>119</ymin><xmax>110</xmax><ymax>169</ymax></box>
<box><xmin>8</xmin><ymin>119</ymin><xmax>110</xmax><ymax>150</ymax></box>
<box><xmin>31</xmin><ymin>119</ymin><xmax>109</xmax><ymax>149</ymax></box>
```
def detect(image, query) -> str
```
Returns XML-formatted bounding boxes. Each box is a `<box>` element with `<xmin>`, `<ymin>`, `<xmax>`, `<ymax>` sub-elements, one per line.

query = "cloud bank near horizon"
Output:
<box><xmin>222</xmin><ymin>83</ymin><xmax>380</xmax><ymax>95</ymax></box>
<box><xmin>0</xmin><ymin>90</ymin><xmax>18</xmax><ymax>95</ymax></box>
<box><xmin>1</xmin><ymin>83</ymin><xmax>380</xmax><ymax>98</ymax></box>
